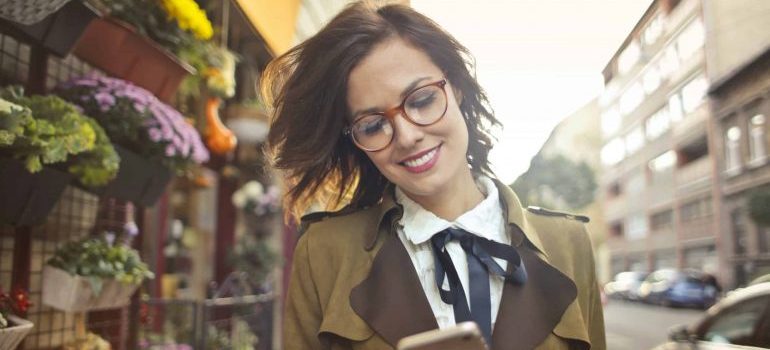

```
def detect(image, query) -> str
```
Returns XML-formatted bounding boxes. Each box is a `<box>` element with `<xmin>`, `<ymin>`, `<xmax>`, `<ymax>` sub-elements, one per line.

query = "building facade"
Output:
<box><xmin>600</xmin><ymin>0</ymin><xmax>770</xmax><ymax>289</ymax></box>
<box><xmin>706</xmin><ymin>0</ymin><xmax>770</xmax><ymax>288</ymax></box>
<box><xmin>599</xmin><ymin>0</ymin><xmax>718</xmax><ymax>280</ymax></box>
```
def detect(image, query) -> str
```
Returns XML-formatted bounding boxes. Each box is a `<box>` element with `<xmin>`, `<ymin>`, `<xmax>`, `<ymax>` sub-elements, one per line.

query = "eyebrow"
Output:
<box><xmin>352</xmin><ymin>76</ymin><xmax>433</xmax><ymax>118</ymax></box>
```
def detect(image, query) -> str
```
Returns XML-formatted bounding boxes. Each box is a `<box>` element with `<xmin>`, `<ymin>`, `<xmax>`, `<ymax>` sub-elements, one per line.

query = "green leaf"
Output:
<box><xmin>88</xmin><ymin>276</ymin><xmax>103</xmax><ymax>296</ymax></box>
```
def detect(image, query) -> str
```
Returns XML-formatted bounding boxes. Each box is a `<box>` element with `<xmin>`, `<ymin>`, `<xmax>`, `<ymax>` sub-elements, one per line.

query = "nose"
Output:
<box><xmin>391</xmin><ymin>112</ymin><xmax>425</xmax><ymax>149</ymax></box>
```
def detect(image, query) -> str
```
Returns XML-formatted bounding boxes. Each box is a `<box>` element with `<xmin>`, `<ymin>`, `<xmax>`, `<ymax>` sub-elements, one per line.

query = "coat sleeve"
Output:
<box><xmin>584</xmin><ymin>226</ymin><xmax>607</xmax><ymax>349</ymax></box>
<box><xmin>284</xmin><ymin>232</ymin><xmax>327</xmax><ymax>350</ymax></box>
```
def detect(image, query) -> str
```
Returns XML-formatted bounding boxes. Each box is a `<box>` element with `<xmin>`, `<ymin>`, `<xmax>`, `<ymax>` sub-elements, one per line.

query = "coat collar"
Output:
<box><xmin>363</xmin><ymin>179</ymin><xmax>548</xmax><ymax>257</ymax></box>
<box><xmin>350</xmin><ymin>179</ymin><xmax>584</xmax><ymax>349</ymax></box>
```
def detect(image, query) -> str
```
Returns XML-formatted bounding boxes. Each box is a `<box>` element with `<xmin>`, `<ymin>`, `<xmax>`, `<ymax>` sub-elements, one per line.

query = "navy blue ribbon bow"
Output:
<box><xmin>430</xmin><ymin>227</ymin><xmax>527</xmax><ymax>345</ymax></box>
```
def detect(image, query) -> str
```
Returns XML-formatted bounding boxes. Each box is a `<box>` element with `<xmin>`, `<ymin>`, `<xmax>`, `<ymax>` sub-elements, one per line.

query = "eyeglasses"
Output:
<box><xmin>344</xmin><ymin>79</ymin><xmax>448</xmax><ymax>152</ymax></box>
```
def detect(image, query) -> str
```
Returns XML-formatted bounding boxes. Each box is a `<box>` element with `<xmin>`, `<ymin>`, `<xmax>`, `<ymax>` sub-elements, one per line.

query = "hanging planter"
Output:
<box><xmin>0</xmin><ymin>315</ymin><xmax>33</xmax><ymax>350</ymax></box>
<box><xmin>42</xmin><ymin>235</ymin><xmax>153</xmax><ymax>312</ymax></box>
<box><xmin>73</xmin><ymin>17</ymin><xmax>195</xmax><ymax>103</ymax></box>
<box><xmin>0</xmin><ymin>157</ymin><xmax>72</xmax><ymax>226</ymax></box>
<box><xmin>0</xmin><ymin>0</ymin><xmax>100</xmax><ymax>57</ymax></box>
<box><xmin>42</xmin><ymin>266</ymin><xmax>140</xmax><ymax>312</ymax></box>
<box><xmin>87</xmin><ymin>145</ymin><xmax>172</xmax><ymax>207</ymax></box>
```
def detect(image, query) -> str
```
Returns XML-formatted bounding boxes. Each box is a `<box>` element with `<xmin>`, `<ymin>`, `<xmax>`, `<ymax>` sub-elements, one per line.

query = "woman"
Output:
<box><xmin>262</xmin><ymin>2</ymin><xmax>605</xmax><ymax>349</ymax></box>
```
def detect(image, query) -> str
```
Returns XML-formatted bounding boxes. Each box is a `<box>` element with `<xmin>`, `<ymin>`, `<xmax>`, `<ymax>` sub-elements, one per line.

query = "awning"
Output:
<box><xmin>233</xmin><ymin>0</ymin><xmax>301</xmax><ymax>56</ymax></box>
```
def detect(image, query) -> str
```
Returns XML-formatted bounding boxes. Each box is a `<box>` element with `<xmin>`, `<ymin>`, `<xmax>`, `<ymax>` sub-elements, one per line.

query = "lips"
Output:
<box><xmin>399</xmin><ymin>144</ymin><xmax>441</xmax><ymax>173</ymax></box>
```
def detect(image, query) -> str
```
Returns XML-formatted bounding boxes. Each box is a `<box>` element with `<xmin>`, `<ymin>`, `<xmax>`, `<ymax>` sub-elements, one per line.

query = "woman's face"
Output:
<box><xmin>346</xmin><ymin>37</ymin><xmax>472</xmax><ymax>201</ymax></box>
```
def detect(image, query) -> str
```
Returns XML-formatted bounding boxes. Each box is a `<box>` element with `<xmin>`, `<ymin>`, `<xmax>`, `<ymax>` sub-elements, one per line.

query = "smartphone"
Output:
<box><xmin>396</xmin><ymin>322</ymin><xmax>489</xmax><ymax>350</ymax></box>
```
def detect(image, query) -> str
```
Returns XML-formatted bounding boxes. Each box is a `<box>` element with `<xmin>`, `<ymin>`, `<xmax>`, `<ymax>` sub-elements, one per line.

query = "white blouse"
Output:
<box><xmin>395</xmin><ymin>176</ymin><xmax>509</xmax><ymax>330</ymax></box>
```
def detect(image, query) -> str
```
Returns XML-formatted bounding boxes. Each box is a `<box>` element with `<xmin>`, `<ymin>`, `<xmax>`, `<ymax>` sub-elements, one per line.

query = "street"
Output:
<box><xmin>604</xmin><ymin>300</ymin><xmax>705</xmax><ymax>350</ymax></box>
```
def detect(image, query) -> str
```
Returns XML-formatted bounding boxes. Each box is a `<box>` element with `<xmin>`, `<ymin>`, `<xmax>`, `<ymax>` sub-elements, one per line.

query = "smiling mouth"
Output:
<box><xmin>399</xmin><ymin>144</ymin><xmax>441</xmax><ymax>171</ymax></box>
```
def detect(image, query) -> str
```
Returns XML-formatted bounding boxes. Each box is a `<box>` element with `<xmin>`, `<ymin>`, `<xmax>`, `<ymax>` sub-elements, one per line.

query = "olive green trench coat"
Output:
<box><xmin>284</xmin><ymin>179</ymin><xmax>606</xmax><ymax>349</ymax></box>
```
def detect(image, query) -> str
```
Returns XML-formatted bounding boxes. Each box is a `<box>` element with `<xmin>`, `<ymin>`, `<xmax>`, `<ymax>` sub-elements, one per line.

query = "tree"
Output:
<box><xmin>511</xmin><ymin>154</ymin><xmax>597</xmax><ymax>210</ymax></box>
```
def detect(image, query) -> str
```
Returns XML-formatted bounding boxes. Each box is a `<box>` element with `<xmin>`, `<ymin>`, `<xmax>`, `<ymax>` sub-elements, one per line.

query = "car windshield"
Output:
<box><xmin>700</xmin><ymin>295</ymin><xmax>770</xmax><ymax>347</ymax></box>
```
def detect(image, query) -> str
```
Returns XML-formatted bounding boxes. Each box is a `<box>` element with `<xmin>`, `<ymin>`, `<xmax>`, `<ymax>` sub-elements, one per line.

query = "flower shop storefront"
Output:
<box><xmin>0</xmin><ymin>1</ymin><xmax>282</xmax><ymax>349</ymax></box>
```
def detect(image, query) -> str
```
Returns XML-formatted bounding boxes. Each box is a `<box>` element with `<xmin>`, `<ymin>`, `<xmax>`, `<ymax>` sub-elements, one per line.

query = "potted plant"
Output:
<box><xmin>71</xmin><ymin>0</ymin><xmax>214</xmax><ymax>103</ymax></box>
<box><xmin>0</xmin><ymin>286</ymin><xmax>33</xmax><ymax>350</ymax></box>
<box><xmin>57</xmin><ymin>75</ymin><xmax>209</xmax><ymax>206</ymax></box>
<box><xmin>43</xmin><ymin>228</ymin><xmax>154</xmax><ymax>312</ymax></box>
<box><xmin>0</xmin><ymin>0</ymin><xmax>101</xmax><ymax>57</ymax></box>
<box><xmin>0</xmin><ymin>87</ymin><xmax>119</xmax><ymax>225</ymax></box>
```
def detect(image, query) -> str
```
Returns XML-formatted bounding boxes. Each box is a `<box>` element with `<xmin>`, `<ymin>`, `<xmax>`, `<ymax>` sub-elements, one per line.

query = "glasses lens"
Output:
<box><xmin>351</xmin><ymin>114</ymin><xmax>394</xmax><ymax>150</ymax></box>
<box><xmin>404</xmin><ymin>84</ymin><xmax>447</xmax><ymax>125</ymax></box>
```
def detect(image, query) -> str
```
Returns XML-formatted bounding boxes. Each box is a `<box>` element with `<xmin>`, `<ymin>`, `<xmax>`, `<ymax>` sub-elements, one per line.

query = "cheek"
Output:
<box><xmin>364</xmin><ymin>151</ymin><xmax>393</xmax><ymax>172</ymax></box>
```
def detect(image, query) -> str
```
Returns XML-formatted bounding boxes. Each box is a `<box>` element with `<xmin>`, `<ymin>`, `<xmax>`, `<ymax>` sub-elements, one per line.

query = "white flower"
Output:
<box><xmin>232</xmin><ymin>190</ymin><xmax>247</xmax><ymax>208</ymax></box>
<box><xmin>243</xmin><ymin>181</ymin><xmax>264</xmax><ymax>200</ymax></box>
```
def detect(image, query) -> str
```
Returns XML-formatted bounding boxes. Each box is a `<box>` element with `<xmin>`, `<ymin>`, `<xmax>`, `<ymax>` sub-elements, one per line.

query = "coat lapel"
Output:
<box><xmin>349</xmin><ymin>181</ymin><xmax>584</xmax><ymax>349</ymax></box>
<box><xmin>349</xmin><ymin>207</ymin><xmax>439</xmax><ymax>347</ymax></box>
<box><xmin>490</xmin><ymin>227</ymin><xmax>578</xmax><ymax>349</ymax></box>
<box><xmin>492</xmin><ymin>180</ymin><xmax>585</xmax><ymax>349</ymax></box>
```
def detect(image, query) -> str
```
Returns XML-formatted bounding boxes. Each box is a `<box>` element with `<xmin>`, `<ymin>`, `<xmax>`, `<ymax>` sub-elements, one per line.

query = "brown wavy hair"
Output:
<box><xmin>262</xmin><ymin>2</ymin><xmax>501</xmax><ymax>220</ymax></box>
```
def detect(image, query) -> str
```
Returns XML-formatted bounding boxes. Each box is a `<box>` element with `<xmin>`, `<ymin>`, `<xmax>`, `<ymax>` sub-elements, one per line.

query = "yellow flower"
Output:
<box><xmin>160</xmin><ymin>0</ymin><xmax>213</xmax><ymax>40</ymax></box>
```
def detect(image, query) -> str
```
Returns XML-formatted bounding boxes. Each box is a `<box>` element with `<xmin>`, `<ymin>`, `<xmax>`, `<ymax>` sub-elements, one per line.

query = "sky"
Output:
<box><xmin>410</xmin><ymin>0</ymin><xmax>653</xmax><ymax>184</ymax></box>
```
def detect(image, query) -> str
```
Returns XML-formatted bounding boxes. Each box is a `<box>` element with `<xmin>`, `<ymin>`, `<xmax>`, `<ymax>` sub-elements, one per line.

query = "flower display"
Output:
<box><xmin>47</xmin><ymin>231</ymin><xmax>155</xmax><ymax>295</ymax></box>
<box><xmin>232</xmin><ymin>181</ymin><xmax>281</xmax><ymax>217</ymax></box>
<box><xmin>160</xmin><ymin>0</ymin><xmax>213</xmax><ymax>40</ymax></box>
<box><xmin>56</xmin><ymin>75</ymin><xmax>209</xmax><ymax>171</ymax></box>
<box><xmin>0</xmin><ymin>86</ymin><xmax>120</xmax><ymax>187</ymax></box>
<box><xmin>0</xmin><ymin>286</ymin><xmax>31</xmax><ymax>329</ymax></box>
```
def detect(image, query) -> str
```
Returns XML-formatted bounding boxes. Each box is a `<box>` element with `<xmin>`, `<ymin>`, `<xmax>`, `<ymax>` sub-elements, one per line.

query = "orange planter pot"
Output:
<box><xmin>73</xmin><ymin>17</ymin><xmax>194</xmax><ymax>103</ymax></box>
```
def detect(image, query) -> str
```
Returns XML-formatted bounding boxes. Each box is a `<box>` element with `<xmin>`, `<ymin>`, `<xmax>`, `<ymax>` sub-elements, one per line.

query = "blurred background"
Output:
<box><xmin>0</xmin><ymin>0</ymin><xmax>768</xmax><ymax>349</ymax></box>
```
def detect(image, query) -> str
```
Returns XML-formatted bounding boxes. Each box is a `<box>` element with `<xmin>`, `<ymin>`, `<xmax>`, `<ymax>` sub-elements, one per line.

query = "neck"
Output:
<box><xmin>404</xmin><ymin>170</ymin><xmax>485</xmax><ymax>221</ymax></box>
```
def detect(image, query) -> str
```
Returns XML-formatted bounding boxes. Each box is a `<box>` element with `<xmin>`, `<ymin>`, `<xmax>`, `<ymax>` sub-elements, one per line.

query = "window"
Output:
<box><xmin>643</xmin><ymin>65</ymin><xmax>661</xmax><ymax>94</ymax></box>
<box><xmin>749</xmin><ymin>114</ymin><xmax>767</xmax><ymax>164</ymax></box>
<box><xmin>618</xmin><ymin>41</ymin><xmax>641</xmax><ymax>75</ymax></box>
<box><xmin>626</xmin><ymin>214</ymin><xmax>648</xmax><ymax>240</ymax></box>
<box><xmin>646</xmin><ymin>107</ymin><xmax>671</xmax><ymax>140</ymax></box>
<box><xmin>678</xmin><ymin>136</ymin><xmax>709</xmax><ymax>166</ymax></box>
<box><xmin>659</xmin><ymin>45</ymin><xmax>680</xmax><ymax>79</ymax></box>
<box><xmin>642</xmin><ymin>14</ymin><xmax>664</xmax><ymax>46</ymax></box>
<box><xmin>725</xmin><ymin>126</ymin><xmax>742</xmax><ymax>173</ymax></box>
<box><xmin>680</xmin><ymin>74</ymin><xmax>708</xmax><ymax>114</ymax></box>
<box><xmin>731</xmin><ymin>209</ymin><xmax>748</xmax><ymax>255</ymax></box>
<box><xmin>669</xmin><ymin>94</ymin><xmax>684</xmax><ymax>123</ymax></box>
<box><xmin>681</xmin><ymin>197</ymin><xmax>712</xmax><ymax>223</ymax></box>
<box><xmin>602</xmin><ymin>138</ymin><xmax>626</xmax><ymax>166</ymax></box>
<box><xmin>650</xmin><ymin>209</ymin><xmax>674</xmax><ymax>231</ymax></box>
<box><xmin>700</xmin><ymin>296</ymin><xmax>770</xmax><ymax>347</ymax></box>
<box><xmin>650</xmin><ymin>151</ymin><xmax>677</xmax><ymax>173</ymax></box>
<box><xmin>676</xmin><ymin>19</ymin><xmax>705</xmax><ymax>62</ymax></box>
<box><xmin>620</xmin><ymin>82</ymin><xmax>644</xmax><ymax>116</ymax></box>
<box><xmin>601</xmin><ymin>106</ymin><xmax>621</xmax><ymax>135</ymax></box>
<box><xmin>759</xmin><ymin>226</ymin><xmax>770</xmax><ymax>254</ymax></box>
<box><xmin>625</xmin><ymin>126</ymin><xmax>645</xmax><ymax>155</ymax></box>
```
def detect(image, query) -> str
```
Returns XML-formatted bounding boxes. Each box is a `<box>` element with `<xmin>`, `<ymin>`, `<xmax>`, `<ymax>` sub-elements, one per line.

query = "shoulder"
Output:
<box><xmin>297</xmin><ymin>204</ymin><xmax>383</xmax><ymax>250</ymax></box>
<box><xmin>523</xmin><ymin>206</ymin><xmax>594</xmax><ymax>264</ymax></box>
<box><xmin>526</xmin><ymin>206</ymin><xmax>590</xmax><ymax>223</ymax></box>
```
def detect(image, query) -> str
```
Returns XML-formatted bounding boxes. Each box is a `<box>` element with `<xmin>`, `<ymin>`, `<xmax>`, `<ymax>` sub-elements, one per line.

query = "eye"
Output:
<box><xmin>407</xmin><ymin>90</ymin><xmax>437</xmax><ymax>109</ymax></box>
<box><xmin>356</xmin><ymin>116</ymin><xmax>388</xmax><ymax>136</ymax></box>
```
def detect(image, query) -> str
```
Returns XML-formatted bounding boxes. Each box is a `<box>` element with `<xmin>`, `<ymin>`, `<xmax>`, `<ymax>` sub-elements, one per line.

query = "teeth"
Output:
<box><xmin>404</xmin><ymin>148</ymin><xmax>437</xmax><ymax>168</ymax></box>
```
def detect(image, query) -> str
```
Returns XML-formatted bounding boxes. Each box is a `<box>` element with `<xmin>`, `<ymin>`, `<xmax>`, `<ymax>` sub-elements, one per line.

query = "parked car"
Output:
<box><xmin>653</xmin><ymin>282</ymin><xmax>770</xmax><ymax>349</ymax></box>
<box><xmin>639</xmin><ymin>269</ymin><xmax>720</xmax><ymax>309</ymax></box>
<box><xmin>604</xmin><ymin>271</ymin><xmax>647</xmax><ymax>301</ymax></box>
